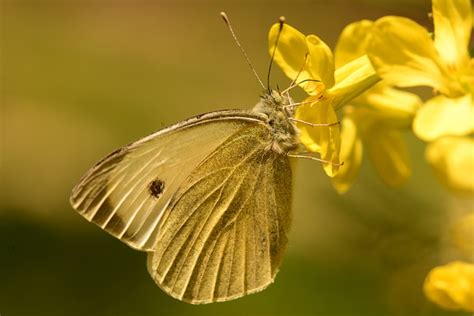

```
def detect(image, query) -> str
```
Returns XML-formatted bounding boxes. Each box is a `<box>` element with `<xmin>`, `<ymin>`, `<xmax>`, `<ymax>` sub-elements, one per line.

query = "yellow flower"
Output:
<box><xmin>424</xmin><ymin>261</ymin><xmax>474</xmax><ymax>312</ymax></box>
<box><xmin>367</xmin><ymin>0</ymin><xmax>474</xmax><ymax>193</ymax></box>
<box><xmin>268</xmin><ymin>23</ymin><xmax>379</xmax><ymax>177</ymax></box>
<box><xmin>368</xmin><ymin>0</ymin><xmax>472</xmax><ymax>98</ymax></box>
<box><xmin>414</xmin><ymin>94</ymin><xmax>473</xmax><ymax>142</ymax></box>
<box><xmin>330</xmin><ymin>20</ymin><xmax>421</xmax><ymax>193</ymax></box>
<box><xmin>424</xmin><ymin>209</ymin><xmax>474</xmax><ymax>313</ymax></box>
<box><xmin>426</xmin><ymin>136</ymin><xmax>474</xmax><ymax>194</ymax></box>
<box><xmin>368</xmin><ymin>0</ymin><xmax>474</xmax><ymax>140</ymax></box>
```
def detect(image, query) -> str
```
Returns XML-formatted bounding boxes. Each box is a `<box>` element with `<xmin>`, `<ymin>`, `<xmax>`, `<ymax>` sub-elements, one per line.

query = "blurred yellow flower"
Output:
<box><xmin>426</xmin><ymin>136</ymin><xmax>474</xmax><ymax>194</ymax></box>
<box><xmin>368</xmin><ymin>0</ymin><xmax>472</xmax><ymax>98</ymax></box>
<box><xmin>414</xmin><ymin>94</ymin><xmax>473</xmax><ymax>142</ymax></box>
<box><xmin>367</xmin><ymin>0</ymin><xmax>474</xmax><ymax>193</ymax></box>
<box><xmin>424</xmin><ymin>261</ymin><xmax>474</xmax><ymax>312</ymax></box>
<box><xmin>330</xmin><ymin>20</ymin><xmax>421</xmax><ymax>193</ymax></box>
<box><xmin>424</xmin><ymin>209</ymin><xmax>474</xmax><ymax>313</ymax></box>
<box><xmin>268</xmin><ymin>23</ymin><xmax>379</xmax><ymax>177</ymax></box>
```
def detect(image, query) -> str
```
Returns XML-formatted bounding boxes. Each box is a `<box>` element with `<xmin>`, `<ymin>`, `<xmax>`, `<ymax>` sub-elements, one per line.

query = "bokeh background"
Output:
<box><xmin>1</xmin><ymin>0</ymin><xmax>471</xmax><ymax>315</ymax></box>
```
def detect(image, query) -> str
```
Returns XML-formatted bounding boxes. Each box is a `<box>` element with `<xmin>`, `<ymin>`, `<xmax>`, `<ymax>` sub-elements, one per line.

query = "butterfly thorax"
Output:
<box><xmin>252</xmin><ymin>90</ymin><xmax>299</xmax><ymax>154</ymax></box>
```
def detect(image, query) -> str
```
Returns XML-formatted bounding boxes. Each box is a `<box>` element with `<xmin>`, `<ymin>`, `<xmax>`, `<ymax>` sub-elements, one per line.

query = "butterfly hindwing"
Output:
<box><xmin>147</xmin><ymin>125</ymin><xmax>292</xmax><ymax>304</ymax></box>
<box><xmin>70</xmin><ymin>110</ymin><xmax>267</xmax><ymax>251</ymax></box>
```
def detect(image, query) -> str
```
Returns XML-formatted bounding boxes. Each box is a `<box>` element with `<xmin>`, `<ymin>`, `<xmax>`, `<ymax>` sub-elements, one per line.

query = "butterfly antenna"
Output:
<box><xmin>282</xmin><ymin>53</ymin><xmax>309</xmax><ymax>94</ymax></box>
<box><xmin>267</xmin><ymin>16</ymin><xmax>285</xmax><ymax>92</ymax></box>
<box><xmin>220</xmin><ymin>12</ymin><xmax>265</xmax><ymax>90</ymax></box>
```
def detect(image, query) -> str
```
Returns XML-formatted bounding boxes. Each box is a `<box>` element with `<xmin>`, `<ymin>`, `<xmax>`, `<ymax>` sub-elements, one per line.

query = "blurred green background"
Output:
<box><xmin>1</xmin><ymin>1</ymin><xmax>471</xmax><ymax>315</ymax></box>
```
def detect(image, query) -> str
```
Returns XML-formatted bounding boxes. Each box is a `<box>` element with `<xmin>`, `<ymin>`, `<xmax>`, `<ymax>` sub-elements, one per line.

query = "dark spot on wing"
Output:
<box><xmin>148</xmin><ymin>179</ymin><xmax>165</xmax><ymax>199</ymax></box>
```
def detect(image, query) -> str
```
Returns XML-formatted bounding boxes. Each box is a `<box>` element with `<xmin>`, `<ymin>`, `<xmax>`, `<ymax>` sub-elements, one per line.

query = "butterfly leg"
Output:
<box><xmin>288</xmin><ymin>153</ymin><xmax>344</xmax><ymax>166</ymax></box>
<box><xmin>289</xmin><ymin>117</ymin><xmax>340</xmax><ymax>127</ymax></box>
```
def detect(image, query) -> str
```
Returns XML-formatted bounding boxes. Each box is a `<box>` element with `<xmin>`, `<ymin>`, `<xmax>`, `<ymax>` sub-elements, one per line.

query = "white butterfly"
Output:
<box><xmin>70</xmin><ymin>14</ymin><xmax>329</xmax><ymax>304</ymax></box>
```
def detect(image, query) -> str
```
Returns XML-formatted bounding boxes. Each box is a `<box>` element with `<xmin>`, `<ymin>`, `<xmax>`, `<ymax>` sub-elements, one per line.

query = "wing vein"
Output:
<box><xmin>155</xmin><ymin>181</ymin><xmax>226</xmax><ymax>276</ymax></box>
<box><xmin>156</xmin><ymin>140</ymin><xmax>262</xmax><ymax>271</ymax></box>
<box><xmin>100</xmin><ymin>149</ymin><xmax>165</xmax><ymax>228</ymax></box>
<box><xmin>269</xmin><ymin>160</ymin><xmax>280</xmax><ymax>255</ymax></box>
<box><xmin>263</xmin><ymin>157</ymin><xmax>273</xmax><ymax>277</ymax></box>
<box><xmin>225</xmin><ymin>221</ymin><xmax>238</xmax><ymax>297</ymax></box>
<box><xmin>163</xmin><ymin>146</ymin><xmax>261</xmax><ymax>289</ymax></box>
<box><xmin>77</xmin><ymin>153</ymin><xmax>132</xmax><ymax>209</ymax></box>
<box><xmin>188</xmin><ymin>148</ymin><xmax>265</xmax><ymax>302</ymax></box>
<box><xmin>87</xmin><ymin>173</ymin><xmax>128</xmax><ymax>220</ymax></box>
<box><xmin>168</xmin><ymin>183</ymin><xmax>226</xmax><ymax>291</ymax></box>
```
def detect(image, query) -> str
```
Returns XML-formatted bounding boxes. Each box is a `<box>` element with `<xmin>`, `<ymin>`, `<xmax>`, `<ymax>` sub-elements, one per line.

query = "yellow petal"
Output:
<box><xmin>424</xmin><ymin>261</ymin><xmax>474</xmax><ymax>312</ymax></box>
<box><xmin>330</xmin><ymin>55</ymin><xmax>380</xmax><ymax>109</ymax></box>
<box><xmin>355</xmin><ymin>84</ymin><xmax>421</xmax><ymax>128</ymax></box>
<box><xmin>269</xmin><ymin>23</ymin><xmax>321</xmax><ymax>94</ymax></box>
<box><xmin>295</xmin><ymin>97</ymin><xmax>341</xmax><ymax>177</ymax></box>
<box><xmin>306</xmin><ymin>34</ymin><xmax>335</xmax><ymax>88</ymax></box>
<box><xmin>365</xmin><ymin>126</ymin><xmax>411</xmax><ymax>187</ymax></box>
<box><xmin>425</xmin><ymin>136</ymin><xmax>474</xmax><ymax>194</ymax></box>
<box><xmin>331</xmin><ymin>111</ymin><xmax>363</xmax><ymax>193</ymax></box>
<box><xmin>432</xmin><ymin>0</ymin><xmax>472</xmax><ymax>69</ymax></box>
<box><xmin>368</xmin><ymin>16</ymin><xmax>462</xmax><ymax>96</ymax></box>
<box><xmin>413</xmin><ymin>94</ymin><xmax>474</xmax><ymax>141</ymax></box>
<box><xmin>335</xmin><ymin>19</ymin><xmax>374</xmax><ymax>68</ymax></box>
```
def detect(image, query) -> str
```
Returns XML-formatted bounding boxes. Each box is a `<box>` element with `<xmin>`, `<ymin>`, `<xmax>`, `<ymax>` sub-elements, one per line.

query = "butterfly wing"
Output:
<box><xmin>70</xmin><ymin>110</ymin><xmax>267</xmax><ymax>251</ymax></box>
<box><xmin>147</xmin><ymin>125</ymin><xmax>292</xmax><ymax>304</ymax></box>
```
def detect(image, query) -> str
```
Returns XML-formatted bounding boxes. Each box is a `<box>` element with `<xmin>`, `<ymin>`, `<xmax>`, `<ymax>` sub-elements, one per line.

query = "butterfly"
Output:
<box><xmin>70</xmin><ymin>14</ymin><xmax>330</xmax><ymax>304</ymax></box>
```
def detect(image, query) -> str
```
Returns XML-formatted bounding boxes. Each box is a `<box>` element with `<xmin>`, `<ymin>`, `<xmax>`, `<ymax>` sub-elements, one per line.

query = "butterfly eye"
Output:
<box><xmin>267</xmin><ymin>90</ymin><xmax>280</xmax><ymax>103</ymax></box>
<box><xmin>148</xmin><ymin>179</ymin><xmax>165</xmax><ymax>199</ymax></box>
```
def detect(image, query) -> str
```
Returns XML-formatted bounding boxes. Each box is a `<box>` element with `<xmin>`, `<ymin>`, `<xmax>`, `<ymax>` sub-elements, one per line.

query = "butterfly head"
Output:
<box><xmin>252</xmin><ymin>89</ymin><xmax>299</xmax><ymax>154</ymax></box>
<box><xmin>254</xmin><ymin>89</ymin><xmax>293</xmax><ymax>113</ymax></box>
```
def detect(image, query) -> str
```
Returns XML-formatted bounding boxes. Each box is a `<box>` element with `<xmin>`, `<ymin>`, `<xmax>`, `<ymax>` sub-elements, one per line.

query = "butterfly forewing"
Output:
<box><xmin>147</xmin><ymin>125</ymin><xmax>292</xmax><ymax>304</ymax></box>
<box><xmin>70</xmin><ymin>111</ymin><xmax>266</xmax><ymax>251</ymax></box>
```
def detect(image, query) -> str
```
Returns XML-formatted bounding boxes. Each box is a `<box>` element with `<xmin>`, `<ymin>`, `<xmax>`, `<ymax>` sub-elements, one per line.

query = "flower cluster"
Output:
<box><xmin>269</xmin><ymin>18</ymin><xmax>421</xmax><ymax>193</ymax></box>
<box><xmin>270</xmin><ymin>0</ymin><xmax>473</xmax><ymax>312</ymax></box>
<box><xmin>367</xmin><ymin>0</ymin><xmax>473</xmax><ymax>195</ymax></box>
